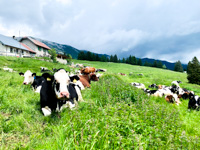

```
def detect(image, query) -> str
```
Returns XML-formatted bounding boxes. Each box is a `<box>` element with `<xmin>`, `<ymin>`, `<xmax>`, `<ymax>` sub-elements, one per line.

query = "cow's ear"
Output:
<box><xmin>19</xmin><ymin>72</ymin><xmax>24</xmax><ymax>76</ymax></box>
<box><xmin>69</xmin><ymin>76</ymin><xmax>74</xmax><ymax>82</ymax></box>
<box><xmin>32</xmin><ymin>73</ymin><xmax>36</xmax><ymax>77</ymax></box>
<box><xmin>70</xmin><ymin>75</ymin><xmax>80</xmax><ymax>82</ymax></box>
<box><xmin>42</xmin><ymin>73</ymin><xmax>53</xmax><ymax>81</ymax></box>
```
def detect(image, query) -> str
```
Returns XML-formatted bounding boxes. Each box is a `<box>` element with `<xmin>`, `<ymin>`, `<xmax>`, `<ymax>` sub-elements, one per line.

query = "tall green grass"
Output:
<box><xmin>0</xmin><ymin>56</ymin><xmax>200</xmax><ymax>149</ymax></box>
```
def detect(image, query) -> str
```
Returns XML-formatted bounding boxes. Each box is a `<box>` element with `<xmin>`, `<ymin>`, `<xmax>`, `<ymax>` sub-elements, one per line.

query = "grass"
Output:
<box><xmin>0</xmin><ymin>56</ymin><xmax>200</xmax><ymax>149</ymax></box>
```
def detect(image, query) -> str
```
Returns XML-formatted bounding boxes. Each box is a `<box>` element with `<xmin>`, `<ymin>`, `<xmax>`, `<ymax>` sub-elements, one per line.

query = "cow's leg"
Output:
<box><xmin>42</xmin><ymin>106</ymin><xmax>52</xmax><ymax>116</ymax></box>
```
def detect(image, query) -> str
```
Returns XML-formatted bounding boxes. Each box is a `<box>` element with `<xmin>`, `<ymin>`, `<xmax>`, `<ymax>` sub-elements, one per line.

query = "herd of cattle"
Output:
<box><xmin>131</xmin><ymin>80</ymin><xmax>200</xmax><ymax>110</ymax></box>
<box><xmin>16</xmin><ymin>65</ymin><xmax>200</xmax><ymax>116</ymax></box>
<box><xmin>18</xmin><ymin>66</ymin><xmax>104</xmax><ymax>116</ymax></box>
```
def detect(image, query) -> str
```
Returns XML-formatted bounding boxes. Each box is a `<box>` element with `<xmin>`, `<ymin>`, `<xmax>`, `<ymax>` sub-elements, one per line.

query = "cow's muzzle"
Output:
<box><xmin>60</xmin><ymin>92</ymin><xmax>70</xmax><ymax>99</ymax></box>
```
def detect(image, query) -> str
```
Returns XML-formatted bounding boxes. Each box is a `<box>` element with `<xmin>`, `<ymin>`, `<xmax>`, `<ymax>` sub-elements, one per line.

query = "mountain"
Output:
<box><xmin>35</xmin><ymin>38</ymin><xmax>110</xmax><ymax>59</ymax></box>
<box><xmin>140</xmin><ymin>58</ymin><xmax>187</xmax><ymax>70</ymax></box>
<box><xmin>33</xmin><ymin>37</ymin><xmax>187</xmax><ymax>70</ymax></box>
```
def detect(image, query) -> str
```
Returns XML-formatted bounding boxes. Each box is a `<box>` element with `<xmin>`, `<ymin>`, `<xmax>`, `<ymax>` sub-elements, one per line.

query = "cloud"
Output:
<box><xmin>0</xmin><ymin>0</ymin><xmax>200</xmax><ymax>63</ymax></box>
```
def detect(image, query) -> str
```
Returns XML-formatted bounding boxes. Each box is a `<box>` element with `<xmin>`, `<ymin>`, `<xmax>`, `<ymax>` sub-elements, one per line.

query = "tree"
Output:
<box><xmin>152</xmin><ymin>60</ymin><xmax>157</xmax><ymax>68</ymax></box>
<box><xmin>100</xmin><ymin>55</ymin><xmax>107</xmax><ymax>62</ymax></box>
<box><xmin>95</xmin><ymin>54</ymin><xmax>100</xmax><ymax>61</ymax></box>
<box><xmin>174</xmin><ymin>60</ymin><xmax>183</xmax><ymax>72</ymax></box>
<box><xmin>137</xmin><ymin>58</ymin><xmax>142</xmax><ymax>66</ymax></box>
<box><xmin>66</xmin><ymin>54</ymin><xmax>72</xmax><ymax>65</ymax></box>
<box><xmin>157</xmin><ymin>61</ymin><xmax>163</xmax><ymax>68</ymax></box>
<box><xmin>144</xmin><ymin>61</ymin><xmax>151</xmax><ymax>67</ymax></box>
<box><xmin>86</xmin><ymin>51</ymin><xmax>92</xmax><ymax>61</ymax></box>
<box><xmin>110</xmin><ymin>55</ymin><xmax>114</xmax><ymax>62</ymax></box>
<box><xmin>49</xmin><ymin>48</ymin><xmax>57</xmax><ymax>63</ymax></box>
<box><xmin>78</xmin><ymin>51</ymin><xmax>85</xmax><ymax>60</ymax></box>
<box><xmin>122</xmin><ymin>58</ymin><xmax>126</xmax><ymax>63</ymax></box>
<box><xmin>113</xmin><ymin>54</ymin><xmax>118</xmax><ymax>62</ymax></box>
<box><xmin>162</xmin><ymin>64</ymin><xmax>167</xmax><ymax>69</ymax></box>
<box><xmin>187</xmin><ymin>57</ymin><xmax>200</xmax><ymax>85</ymax></box>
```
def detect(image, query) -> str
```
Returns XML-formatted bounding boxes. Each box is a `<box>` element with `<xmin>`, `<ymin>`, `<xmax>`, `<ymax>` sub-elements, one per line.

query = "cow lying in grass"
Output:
<box><xmin>40</xmin><ymin>69</ymin><xmax>83</xmax><ymax>116</ymax></box>
<box><xmin>19</xmin><ymin>70</ymin><xmax>44</xmax><ymax>93</ymax></box>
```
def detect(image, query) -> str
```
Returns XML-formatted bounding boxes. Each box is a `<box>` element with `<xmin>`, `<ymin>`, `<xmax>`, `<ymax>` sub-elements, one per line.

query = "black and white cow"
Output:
<box><xmin>19</xmin><ymin>70</ymin><xmax>44</xmax><ymax>93</ymax></box>
<box><xmin>148</xmin><ymin>84</ymin><xmax>158</xmax><ymax>89</ymax></box>
<box><xmin>40</xmin><ymin>69</ymin><xmax>82</xmax><ymax>116</ymax></box>
<box><xmin>188</xmin><ymin>92</ymin><xmax>200</xmax><ymax>110</ymax></box>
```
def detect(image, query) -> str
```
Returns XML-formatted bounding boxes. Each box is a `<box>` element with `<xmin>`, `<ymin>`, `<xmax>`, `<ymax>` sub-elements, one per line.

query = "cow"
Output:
<box><xmin>143</xmin><ymin>89</ymin><xmax>158</xmax><ymax>96</ymax></box>
<box><xmin>69</xmin><ymin>74</ymin><xmax>85</xmax><ymax>90</ymax></box>
<box><xmin>165</xmin><ymin>94</ymin><xmax>181</xmax><ymax>105</ymax></box>
<box><xmin>40</xmin><ymin>69</ymin><xmax>81</xmax><ymax>116</ymax></box>
<box><xmin>118</xmin><ymin>73</ymin><xmax>126</xmax><ymax>76</ymax></box>
<box><xmin>80</xmin><ymin>67</ymin><xmax>96</xmax><ymax>74</ymax></box>
<box><xmin>3</xmin><ymin>67</ymin><xmax>13</xmax><ymax>72</ymax></box>
<box><xmin>19</xmin><ymin>70</ymin><xmax>44</xmax><ymax>93</ymax></box>
<box><xmin>148</xmin><ymin>84</ymin><xmax>158</xmax><ymax>89</ymax></box>
<box><xmin>131</xmin><ymin>82</ymin><xmax>145</xmax><ymax>89</ymax></box>
<box><xmin>79</xmin><ymin>73</ymin><xmax>99</xmax><ymax>88</ymax></box>
<box><xmin>96</xmin><ymin>68</ymin><xmax>107</xmax><ymax>72</ymax></box>
<box><xmin>188</xmin><ymin>92</ymin><xmax>200</xmax><ymax>110</ymax></box>
<box><xmin>40</xmin><ymin>67</ymin><xmax>52</xmax><ymax>73</ymax></box>
<box><xmin>171</xmin><ymin>80</ymin><xmax>181</xmax><ymax>87</ymax></box>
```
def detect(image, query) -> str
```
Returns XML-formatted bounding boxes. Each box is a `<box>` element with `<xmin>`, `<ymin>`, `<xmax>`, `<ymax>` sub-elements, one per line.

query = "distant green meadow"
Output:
<box><xmin>0</xmin><ymin>56</ymin><xmax>200</xmax><ymax>149</ymax></box>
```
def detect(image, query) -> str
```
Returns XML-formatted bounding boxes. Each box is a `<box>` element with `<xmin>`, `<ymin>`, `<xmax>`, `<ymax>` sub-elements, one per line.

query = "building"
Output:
<box><xmin>19</xmin><ymin>36</ymin><xmax>51</xmax><ymax>57</ymax></box>
<box><xmin>0</xmin><ymin>34</ymin><xmax>36</xmax><ymax>57</ymax></box>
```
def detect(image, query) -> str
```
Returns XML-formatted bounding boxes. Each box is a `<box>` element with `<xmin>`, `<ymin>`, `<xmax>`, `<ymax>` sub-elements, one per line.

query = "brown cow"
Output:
<box><xmin>80</xmin><ymin>67</ymin><xmax>96</xmax><ymax>74</ymax></box>
<box><xmin>118</xmin><ymin>73</ymin><xmax>126</xmax><ymax>76</ymax></box>
<box><xmin>79</xmin><ymin>73</ymin><xmax>99</xmax><ymax>88</ymax></box>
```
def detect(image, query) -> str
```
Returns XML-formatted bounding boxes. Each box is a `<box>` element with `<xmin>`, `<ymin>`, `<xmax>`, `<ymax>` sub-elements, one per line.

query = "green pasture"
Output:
<box><xmin>0</xmin><ymin>56</ymin><xmax>200</xmax><ymax>149</ymax></box>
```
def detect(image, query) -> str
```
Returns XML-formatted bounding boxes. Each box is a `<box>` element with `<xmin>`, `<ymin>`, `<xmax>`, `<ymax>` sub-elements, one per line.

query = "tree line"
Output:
<box><xmin>78</xmin><ymin>51</ymin><xmax>169</xmax><ymax>69</ymax></box>
<box><xmin>50</xmin><ymin>49</ymin><xmax>200</xmax><ymax>85</ymax></box>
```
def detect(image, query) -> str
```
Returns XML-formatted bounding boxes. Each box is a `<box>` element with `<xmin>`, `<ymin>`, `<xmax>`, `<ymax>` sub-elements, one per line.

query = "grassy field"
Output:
<box><xmin>0</xmin><ymin>56</ymin><xmax>200</xmax><ymax>149</ymax></box>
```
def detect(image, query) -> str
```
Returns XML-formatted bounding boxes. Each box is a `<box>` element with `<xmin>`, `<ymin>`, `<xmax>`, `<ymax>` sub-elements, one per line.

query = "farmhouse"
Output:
<box><xmin>18</xmin><ymin>36</ymin><xmax>51</xmax><ymax>57</ymax></box>
<box><xmin>0</xmin><ymin>34</ymin><xmax>36</xmax><ymax>57</ymax></box>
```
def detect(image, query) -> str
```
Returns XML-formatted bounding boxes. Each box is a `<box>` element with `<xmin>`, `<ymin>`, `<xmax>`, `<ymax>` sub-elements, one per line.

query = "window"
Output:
<box><xmin>38</xmin><ymin>47</ymin><xmax>41</xmax><ymax>51</ymax></box>
<box><xmin>16</xmin><ymin>49</ymin><xmax>18</xmax><ymax>54</ymax></box>
<box><xmin>10</xmin><ymin>48</ymin><xmax>13</xmax><ymax>53</ymax></box>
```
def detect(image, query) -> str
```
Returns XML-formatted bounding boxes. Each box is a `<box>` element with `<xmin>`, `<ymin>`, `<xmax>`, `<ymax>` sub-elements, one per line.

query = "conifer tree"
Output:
<box><xmin>137</xmin><ymin>58</ymin><xmax>142</xmax><ymax>66</ymax></box>
<box><xmin>187</xmin><ymin>57</ymin><xmax>200</xmax><ymax>85</ymax></box>
<box><xmin>113</xmin><ymin>54</ymin><xmax>118</xmax><ymax>62</ymax></box>
<box><xmin>174</xmin><ymin>60</ymin><xmax>183</xmax><ymax>72</ymax></box>
<box><xmin>157</xmin><ymin>61</ymin><xmax>163</xmax><ymax>68</ymax></box>
<box><xmin>152</xmin><ymin>60</ymin><xmax>157</xmax><ymax>67</ymax></box>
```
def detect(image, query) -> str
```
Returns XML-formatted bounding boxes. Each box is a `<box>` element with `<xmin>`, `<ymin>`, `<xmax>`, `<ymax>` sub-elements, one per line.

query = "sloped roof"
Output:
<box><xmin>21</xmin><ymin>36</ymin><xmax>51</xmax><ymax>50</ymax></box>
<box><xmin>0</xmin><ymin>34</ymin><xmax>28</xmax><ymax>51</ymax></box>
<box><xmin>20</xmin><ymin>43</ymin><xmax>36</xmax><ymax>54</ymax></box>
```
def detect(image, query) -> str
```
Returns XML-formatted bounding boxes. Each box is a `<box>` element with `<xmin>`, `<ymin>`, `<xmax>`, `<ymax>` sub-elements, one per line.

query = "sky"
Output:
<box><xmin>0</xmin><ymin>0</ymin><xmax>200</xmax><ymax>64</ymax></box>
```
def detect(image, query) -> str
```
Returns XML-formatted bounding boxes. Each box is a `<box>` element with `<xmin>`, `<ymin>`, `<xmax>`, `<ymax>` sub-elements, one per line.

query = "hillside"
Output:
<box><xmin>141</xmin><ymin>57</ymin><xmax>188</xmax><ymax>70</ymax></box>
<box><xmin>0</xmin><ymin>56</ymin><xmax>199</xmax><ymax>149</ymax></box>
<box><xmin>33</xmin><ymin>36</ymin><xmax>187</xmax><ymax>70</ymax></box>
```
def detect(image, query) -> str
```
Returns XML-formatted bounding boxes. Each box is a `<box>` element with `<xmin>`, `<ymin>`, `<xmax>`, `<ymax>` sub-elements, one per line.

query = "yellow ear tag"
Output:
<box><xmin>47</xmin><ymin>78</ymin><xmax>51</xmax><ymax>81</ymax></box>
<box><xmin>73</xmin><ymin>79</ymin><xmax>77</xmax><ymax>83</ymax></box>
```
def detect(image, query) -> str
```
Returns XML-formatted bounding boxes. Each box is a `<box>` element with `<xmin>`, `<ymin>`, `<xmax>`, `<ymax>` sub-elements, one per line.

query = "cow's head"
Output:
<box><xmin>90</xmin><ymin>73</ymin><xmax>99</xmax><ymax>81</ymax></box>
<box><xmin>69</xmin><ymin>75</ymin><xmax>80</xmax><ymax>83</ymax></box>
<box><xmin>189</xmin><ymin>95</ymin><xmax>200</xmax><ymax>110</ymax></box>
<box><xmin>19</xmin><ymin>70</ymin><xmax>36</xmax><ymax>85</ymax></box>
<box><xmin>53</xmin><ymin>69</ymin><xmax>70</xmax><ymax>99</ymax></box>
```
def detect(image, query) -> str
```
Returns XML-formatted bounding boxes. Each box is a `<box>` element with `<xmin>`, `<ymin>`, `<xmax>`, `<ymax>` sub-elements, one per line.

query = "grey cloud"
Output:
<box><xmin>0</xmin><ymin>0</ymin><xmax>200</xmax><ymax>63</ymax></box>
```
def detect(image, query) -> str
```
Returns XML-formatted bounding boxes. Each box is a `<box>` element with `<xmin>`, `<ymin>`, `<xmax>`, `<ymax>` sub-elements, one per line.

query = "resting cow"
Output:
<box><xmin>40</xmin><ymin>69</ymin><xmax>81</xmax><ymax>116</ymax></box>
<box><xmin>80</xmin><ymin>67</ymin><xmax>96</xmax><ymax>74</ymax></box>
<box><xmin>19</xmin><ymin>70</ymin><xmax>44</xmax><ymax>93</ymax></box>
<box><xmin>79</xmin><ymin>73</ymin><xmax>99</xmax><ymax>88</ymax></box>
<box><xmin>188</xmin><ymin>92</ymin><xmax>200</xmax><ymax>110</ymax></box>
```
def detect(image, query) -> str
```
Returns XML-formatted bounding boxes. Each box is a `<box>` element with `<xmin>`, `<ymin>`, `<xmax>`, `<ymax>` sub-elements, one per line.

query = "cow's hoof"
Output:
<box><xmin>42</xmin><ymin>107</ymin><xmax>51</xmax><ymax>116</ymax></box>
